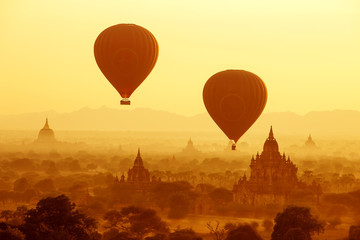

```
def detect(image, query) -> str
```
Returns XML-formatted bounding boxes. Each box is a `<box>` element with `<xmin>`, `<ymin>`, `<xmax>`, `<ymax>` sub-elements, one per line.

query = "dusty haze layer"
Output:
<box><xmin>1</xmin><ymin>107</ymin><xmax>360</xmax><ymax>137</ymax></box>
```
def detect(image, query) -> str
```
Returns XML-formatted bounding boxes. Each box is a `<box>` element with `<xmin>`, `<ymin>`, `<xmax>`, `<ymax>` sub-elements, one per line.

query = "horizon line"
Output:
<box><xmin>1</xmin><ymin>106</ymin><xmax>359</xmax><ymax>118</ymax></box>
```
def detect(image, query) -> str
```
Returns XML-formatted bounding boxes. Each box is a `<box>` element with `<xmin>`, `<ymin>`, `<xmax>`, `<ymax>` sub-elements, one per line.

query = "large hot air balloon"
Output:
<box><xmin>94</xmin><ymin>24</ymin><xmax>159</xmax><ymax>105</ymax></box>
<box><xmin>203</xmin><ymin>70</ymin><xmax>267</xmax><ymax>150</ymax></box>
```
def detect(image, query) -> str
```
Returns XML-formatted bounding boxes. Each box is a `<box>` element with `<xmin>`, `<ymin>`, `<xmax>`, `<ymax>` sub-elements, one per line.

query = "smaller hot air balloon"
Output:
<box><xmin>203</xmin><ymin>70</ymin><xmax>267</xmax><ymax>150</ymax></box>
<box><xmin>94</xmin><ymin>24</ymin><xmax>159</xmax><ymax>105</ymax></box>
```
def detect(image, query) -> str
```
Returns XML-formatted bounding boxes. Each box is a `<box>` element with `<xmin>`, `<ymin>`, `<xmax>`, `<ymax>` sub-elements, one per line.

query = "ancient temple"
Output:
<box><xmin>305</xmin><ymin>134</ymin><xmax>316</xmax><ymax>148</ymax></box>
<box><xmin>35</xmin><ymin>118</ymin><xmax>57</xmax><ymax>143</ymax></box>
<box><xmin>233</xmin><ymin>126</ymin><xmax>298</xmax><ymax>205</ymax></box>
<box><xmin>127</xmin><ymin>149</ymin><xmax>150</xmax><ymax>184</ymax></box>
<box><xmin>179</xmin><ymin>138</ymin><xmax>201</xmax><ymax>156</ymax></box>
<box><xmin>185</xmin><ymin>138</ymin><xmax>196</xmax><ymax>151</ymax></box>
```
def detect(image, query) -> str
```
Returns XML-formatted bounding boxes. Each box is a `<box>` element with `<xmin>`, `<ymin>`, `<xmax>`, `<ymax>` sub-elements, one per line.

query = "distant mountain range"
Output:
<box><xmin>1</xmin><ymin>107</ymin><xmax>360</xmax><ymax>136</ymax></box>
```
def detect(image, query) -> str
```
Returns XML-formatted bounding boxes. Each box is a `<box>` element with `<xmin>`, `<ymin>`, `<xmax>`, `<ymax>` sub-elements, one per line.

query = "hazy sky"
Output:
<box><xmin>1</xmin><ymin>0</ymin><xmax>359</xmax><ymax>116</ymax></box>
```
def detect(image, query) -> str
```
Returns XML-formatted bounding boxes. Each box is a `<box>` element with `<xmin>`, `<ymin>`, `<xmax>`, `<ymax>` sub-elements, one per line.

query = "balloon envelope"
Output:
<box><xmin>94</xmin><ymin>24</ymin><xmax>159</xmax><ymax>104</ymax></box>
<box><xmin>203</xmin><ymin>70</ymin><xmax>267</xmax><ymax>144</ymax></box>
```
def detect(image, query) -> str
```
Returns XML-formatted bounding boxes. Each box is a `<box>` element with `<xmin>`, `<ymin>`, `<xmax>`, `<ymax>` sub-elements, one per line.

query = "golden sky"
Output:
<box><xmin>1</xmin><ymin>0</ymin><xmax>359</xmax><ymax>116</ymax></box>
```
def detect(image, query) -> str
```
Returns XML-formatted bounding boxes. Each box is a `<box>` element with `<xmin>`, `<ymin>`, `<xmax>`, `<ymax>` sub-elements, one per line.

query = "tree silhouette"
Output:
<box><xmin>0</xmin><ymin>225</ymin><xmax>25</xmax><ymax>240</ymax></box>
<box><xmin>206</xmin><ymin>221</ymin><xmax>226</xmax><ymax>240</ymax></box>
<box><xmin>34</xmin><ymin>178</ymin><xmax>55</xmax><ymax>193</ymax></box>
<box><xmin>225</xmin><ymin>224</ymin><xmax>262</xmax><ymax>240</ymax></box>
<box><xmin>22</xmin><ymin>189</ymin><xmax>37</xmax><ymax>203</ymax></box>
<box><xmin>10</xmin><ymin>206</ymin><xmax>28</xmax><ymax>225</ymax></box>
<box><xmin>168</xmin><ymin>192</ymin><xmax>191</xmax><ymax>219</ymax></box>
<box><xmin>104</xmin><ymin>206</ymin><xmax>168</xmax><ymax>239</ymax></box>
<box><xmin>0</xmin><ymin>206</ymin><xmax>28</xmax><ymax>225</ymax></box>
<box><xmin>282</xmin><ymin>228</ymin><xmax>308</xmax><ymax>240</ymax></box>
<box><xmin>150</xmin><ymin>181</ymin><xmax>193</xmax><ymax>210</ymax></box>
<box><xmin>209</xmin><ymin>188</ymin><xmax>233</xmax><ymax>204</ymax></box>
<box><xmin>271</xmin><ymin>206</ymin><xmax>324</xmax><ymax>240</ymax></box>
<box><xmin>1</xmin><ymin>210</ymin><xmax>13</xmax><ymax>222</ymax></box>
<box><xmin>168</xmin><ymin>228</ymin><xmax>202</xmax><ymax>240</ymax></box>
<box><xmin>108</xmin><ymin>183</ymin><xmax>137</xmax><ymax>205</ymax></box>
<box><xmin>104</xmin><ymin>210</ymin><xmax>123</xmax><ymax>228</ymax></box>
<box><xmin>45</xmin><ymin>161</ymin><xmax>59</xmax><ymax>175</ymax></box>
<box><xmin>13</xmin><ymin>178</ymin><xmax>30</xmax><ymax>192</ymax></box>
<box><xmin>20</xmin><ymin>194</ymin><xmax>99</xmax><ymax>240</ymax></box>
<box><xmin>101</xmin><ymin>228</ymin><xmax>137</xmax><ymax>240</ymax></box>
<box><xmin>349</xmin><ymin>225</ymin><xmax>360</xmax><ymax>240</ymax></box>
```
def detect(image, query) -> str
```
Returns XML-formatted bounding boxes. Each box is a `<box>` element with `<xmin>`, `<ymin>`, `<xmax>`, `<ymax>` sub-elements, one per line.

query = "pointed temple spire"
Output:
<box><xmin>43</xmin><ymin>117</ymin><xmax>50</xmax><ymax>129</ymax></box>
<box><xmin>188</xmin><ymin>138</ymin><xmax>193</xmax><ymax>146</ymax></box>
<box><xmin>234</xmin><ymin>126</ymin><xmax>299</xmax><ymax>205</ymax></box>
<box><xmin>36</xmin><ymin>117</ymin><xmax>56</xmax><ymax>143</ymax></box>
<box><xmin>127</xmin><ymin>149</ymin><xmax>150</xmax><ymax>183</ymax></box>
<box><xmin>305</xmin><ymin>133</ymin><xmax>316</xmax><ymax>147</ymax></box>
<box><xmin>134</xmin><ymin>148</ymin><xmax>144</xmax><ymax>167</ymax></box>
<box><xmin>263</xmin><ymin>126</ymin><xmax>279</xmax><ymax>152</ymax></box>
<box><xmin>268</xmin><ymin>126</ymin><xmax>274</xmax><ymax>140</ymax></box>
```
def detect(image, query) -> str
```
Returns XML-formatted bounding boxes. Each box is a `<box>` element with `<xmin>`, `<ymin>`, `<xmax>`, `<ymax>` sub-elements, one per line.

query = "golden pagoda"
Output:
<box><xmin>36</xmin><ymin>118</ymin><xmax>56</xmax><ymax>143</ymax></box>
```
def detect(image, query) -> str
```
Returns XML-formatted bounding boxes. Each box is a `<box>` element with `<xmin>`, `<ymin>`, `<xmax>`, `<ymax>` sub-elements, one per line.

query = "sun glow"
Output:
<box><xmin>0</xmin><ymin>0</ymin><xmax>359</xmax><ymax>116</ymax></box>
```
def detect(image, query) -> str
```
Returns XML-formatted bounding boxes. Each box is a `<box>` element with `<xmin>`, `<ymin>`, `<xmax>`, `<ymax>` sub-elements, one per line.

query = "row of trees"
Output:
<box><xmin>95</xmin><ymin>181</ymin><xmax>234</xmax><ymax>218</ymax></box>
<box><xmin>0</xmin><ymin>193</ymin><xmax>339</xmax><ymax>240</ymax></box>
<box><xmin>301</xmin><ymin>170</ymin><xmax>357</xmax><ymax>193</ymax></box>
<box><xmin>0</xmin><ymin>194</ymin><xmax>203</xmax><ymax>240</ymax></box>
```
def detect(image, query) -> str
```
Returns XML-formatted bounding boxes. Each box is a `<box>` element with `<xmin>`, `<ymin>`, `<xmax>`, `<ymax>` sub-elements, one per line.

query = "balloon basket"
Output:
<box><xmin>120</xmin><ymin>98</ymin><xmax>131</xmax><ymax>105</ymax></box>
<box><xmin>231</xmin><ymin>143</ymin><xmax>236</xmax><ymax>151</ymax></box>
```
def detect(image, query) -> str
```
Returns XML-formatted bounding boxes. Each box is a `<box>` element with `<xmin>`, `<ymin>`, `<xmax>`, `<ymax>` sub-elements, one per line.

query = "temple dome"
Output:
<box><xmin>37</xmin><ymin>118</ymin><xmax>56</xmax><ymax>143</ymax></box>
<box><xmin>133</xmin><ymin>148</ymin><xmax>144</xmax><ymax>167</ymax></box>
<box><xmin>179</xmin><ymin>138</ymin><xmax>201</xmax><ymax>156</ymax></box>
<box><xmin>263</xmin><ymin>126</ymin><xmax>279</xmax><ymax>152</ymax></box>
<box><xmin>127</xmin><ymin>148</ymin><xmax>150</xmax><ymax>183</ymax></box>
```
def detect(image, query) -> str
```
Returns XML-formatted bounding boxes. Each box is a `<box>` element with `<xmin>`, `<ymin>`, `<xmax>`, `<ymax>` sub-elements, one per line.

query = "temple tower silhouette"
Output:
<box><xmin>36</xmin><ymin>118</ymin><xmax>56</xmax><ymax>143</ymax></box>
<box><xmin>233</xmin><ymin>126</ymin><xmax>298</xmax><ymax>205</ymax></box>
<box><xmin>127</xmin><ymin>148</ymin><xmax>150</xmax><ymax>183</ymax></box>
<box><xmin>305</xmin><ymin>134</ymin><xmax>316</xmax><ymax>148</ymax></box>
